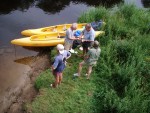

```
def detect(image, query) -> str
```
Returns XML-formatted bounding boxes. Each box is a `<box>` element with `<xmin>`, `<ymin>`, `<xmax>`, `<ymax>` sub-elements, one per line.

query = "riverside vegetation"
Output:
<box><xmin>25</xmin><ymin>4</ymin><xmax>150</xmax><ymax>113</ymax></box>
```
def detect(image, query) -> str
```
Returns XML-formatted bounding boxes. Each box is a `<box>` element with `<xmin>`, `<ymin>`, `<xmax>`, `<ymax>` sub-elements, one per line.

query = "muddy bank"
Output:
<box><xmin>0</xmin><ymin>47</ymin><xmax>51</xmax><ymax>113</ymax></box>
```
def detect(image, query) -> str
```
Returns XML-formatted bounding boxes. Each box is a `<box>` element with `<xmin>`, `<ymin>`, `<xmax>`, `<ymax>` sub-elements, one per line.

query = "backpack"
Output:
<box><xmin>91</xmin><ymin>20</ymin><xmax>103</xmax><ymax>31</ymax></box>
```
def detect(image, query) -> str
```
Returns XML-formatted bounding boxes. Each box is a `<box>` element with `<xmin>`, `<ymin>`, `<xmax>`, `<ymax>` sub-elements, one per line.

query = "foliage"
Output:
<box><xmin>26</xmin><ymin>4</ymin><xmax>150</xmax><ymax>113</ymax></box>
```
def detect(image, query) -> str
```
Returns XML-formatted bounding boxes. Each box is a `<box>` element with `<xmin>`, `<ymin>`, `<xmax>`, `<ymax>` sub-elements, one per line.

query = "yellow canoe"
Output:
<box><xmin>21</xmin><ymin>23</ymin><xmax>87</xmax><ymax>36</ymax></box>
<box><xmin>11</xmin><ymin>31</ymin><xmax>105</xmax><ymax>47</ymax></box>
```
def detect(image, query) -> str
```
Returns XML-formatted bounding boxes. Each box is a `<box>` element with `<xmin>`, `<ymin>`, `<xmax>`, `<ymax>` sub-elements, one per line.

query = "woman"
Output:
<box><xmin>51</xmin><ymin>44</ymin><xmax>71</xmax><ymax>88</ymax></box>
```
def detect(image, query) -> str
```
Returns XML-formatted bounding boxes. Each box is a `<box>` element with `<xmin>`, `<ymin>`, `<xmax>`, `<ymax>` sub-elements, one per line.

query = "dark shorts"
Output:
<box><xmin>82</xmin><ymin>41</ymin><xmax>92</xmax><ymax>49</ymax></box>
<box><xmin>53</xmin><ymin>71</ymin><xmax>62</xmax><ymax>77</ymax></box>
<box><xmin>72</xmin><ymin>40</ymin><xmax>81</xmax><ymax>49</ymax></box>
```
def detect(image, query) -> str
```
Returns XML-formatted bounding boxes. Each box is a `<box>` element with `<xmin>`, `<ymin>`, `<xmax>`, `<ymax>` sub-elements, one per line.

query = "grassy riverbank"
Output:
<box><xmin>26</xmin><ymin>4</ymin><xmax>150</xmax><ymax>113</ymax></box>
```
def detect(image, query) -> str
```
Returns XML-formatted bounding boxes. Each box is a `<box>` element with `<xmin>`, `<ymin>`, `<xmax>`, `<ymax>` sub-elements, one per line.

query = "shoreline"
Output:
<box><xmin>1</xmin><ymin>52</ymin><xmax>51</xmax><ymax>113</ymax></box>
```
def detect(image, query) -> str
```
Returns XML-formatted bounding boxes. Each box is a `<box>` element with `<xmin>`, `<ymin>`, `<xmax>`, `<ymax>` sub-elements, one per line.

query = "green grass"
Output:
<box><xmin>26</xmin><ymin>4</ymin><xmax>150</xmax><ymax>113</ymax></box>
<box><xmin>26</xmin><ymin>48</ymin><xmax>97</xmax><ymax>113</ymax></box>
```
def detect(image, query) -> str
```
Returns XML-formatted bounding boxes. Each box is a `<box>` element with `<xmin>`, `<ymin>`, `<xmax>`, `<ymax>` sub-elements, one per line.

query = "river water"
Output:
<box><xmin>0</xmin><ymin>0</ymin><xmax>149</xmax><ymax>112</ymax></box>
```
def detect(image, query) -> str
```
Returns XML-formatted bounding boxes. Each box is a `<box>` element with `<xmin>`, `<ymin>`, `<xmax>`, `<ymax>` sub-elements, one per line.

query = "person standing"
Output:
<box><xmin>73</xmin><ymin>41</ymin><xmax>101</xmax><ymax>79</ymax></box>
<box><xmin>51</xmin><ymin>44</ymin><xmax>71</xmax><ymax>88</ymax></box>
<box><xmin>64</xmin><ymin>23</ymin><xmax>79</xmax><ymax>51</ymax></box>
<box><xmin>80</xmin><ymin>23</ymin><xmax>95</xmax><ymax>56</ymax></box>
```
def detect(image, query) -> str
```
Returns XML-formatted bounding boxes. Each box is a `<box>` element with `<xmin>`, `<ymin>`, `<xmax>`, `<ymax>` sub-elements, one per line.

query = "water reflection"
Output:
<box><xmin>36</xmin><ymin>0</ymin><xmax>70</xmax><ymax>14</ymax></box>
<box><xmin>0</xmin><ymin>0</ymin><xmax>149</xmax><ymax>15</ymax></box>
<box><xmin>0</xmin><ymin>0</ymin><xmax>34</xmax><ymax>14</ymax></box>
<box><xmin>142</xmin><ymin>0</ymin><xmax>150</xmax><ymax>8</ymax></box>
<box><xmin>14</xmin><ymin>56</ymin><xmax>36</xmax><ymax>66</ymax></box>
<box><xmin>72</xmin><ymin>0</ymin><xmax>122</xmax><ymax>7</ymax></box>
<box><xmin>14</xmin><ymin>47</ymin><xmax>51</xmax><ymax>66</ymax></box>
<box><xmin>36</xmin><ymin>0</ymin><xmax>123</xmax><ymax>14</ymax></box>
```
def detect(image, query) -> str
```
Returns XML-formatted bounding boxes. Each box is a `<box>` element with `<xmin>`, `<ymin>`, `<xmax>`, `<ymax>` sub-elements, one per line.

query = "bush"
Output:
<box><xmin>78</xmin><ymin>4</ymin><xmax>150</xmax><ymax>113</ymax></box>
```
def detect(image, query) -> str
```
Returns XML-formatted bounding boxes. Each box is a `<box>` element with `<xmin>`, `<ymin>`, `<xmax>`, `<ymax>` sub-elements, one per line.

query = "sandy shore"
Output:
<box><xmin>0</xmin><ymin>47</ymin><xmax>51</xmax><ymax>113</ymax></box>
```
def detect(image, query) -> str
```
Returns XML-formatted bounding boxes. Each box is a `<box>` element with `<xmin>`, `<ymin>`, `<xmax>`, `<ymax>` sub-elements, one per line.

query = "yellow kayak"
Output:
<box><xmin>11</xmin><ymin>31</ymin><xmax>105</xmax><ymax>47</ymax></box>
<box><xmin>21</xmin><ymin>23</ymin><xmax>87</xmax><ymax>36</ymax></box>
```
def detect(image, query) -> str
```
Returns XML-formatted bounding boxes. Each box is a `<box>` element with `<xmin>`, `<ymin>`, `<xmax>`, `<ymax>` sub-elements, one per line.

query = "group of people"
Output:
<box><xmin>51</xmin><ymin>23</ymin><xmax>101</xmax><ymax>88</ymax></box>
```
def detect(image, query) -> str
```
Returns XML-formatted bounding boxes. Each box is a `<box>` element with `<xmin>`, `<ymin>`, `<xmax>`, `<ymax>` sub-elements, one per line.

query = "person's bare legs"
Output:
<box><xmin>87</xmin><ymin>65</ymin><xmax>93</xmax><ymax>79</ymax></box>
<box><xmin>64</xmin><ymin>41</ymin><xmax>72</xmax><ymax>51</ymax></box>
<box><xmin>78</xmin><ymin>61</ymin><xmax>84</xmax><ymax>76</ymax></box>
<box><xmin>83</xmin><ymin>47</ymin><xmax>89</xmax><ymax>57</ymax></box>
<box><xmin>53</xmin><ymin>75</ymin><xmax>59</xmax><ymax>88</ymax></box>
<box><xmin>83</xmin><ymin>48</ymin><xmax>86</xmax><ymax>57</ymax></box>
<box><xmin>58</xmin><ymin>73</ymin><xmax>63</xmax><ymax>85</ymax></box>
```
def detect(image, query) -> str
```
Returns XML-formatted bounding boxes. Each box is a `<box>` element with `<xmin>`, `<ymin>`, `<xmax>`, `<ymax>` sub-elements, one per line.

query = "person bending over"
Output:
<box><xmin>73</xmin><ymin>41</ymin><xmax>101</xmax><ymax>79</ymax></box>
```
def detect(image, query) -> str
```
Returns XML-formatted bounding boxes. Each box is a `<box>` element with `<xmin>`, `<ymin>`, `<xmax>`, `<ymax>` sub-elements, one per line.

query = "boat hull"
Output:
<box><xmin>11</xmin><ymin>31</ymin><xmax>104</xmax><ymax>47</ymax></box>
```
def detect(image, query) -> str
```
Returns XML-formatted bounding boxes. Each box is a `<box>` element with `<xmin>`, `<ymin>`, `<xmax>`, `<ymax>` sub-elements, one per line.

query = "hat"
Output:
<box><xmin>93</xmin><ymin>41</ymin><xmax>99</xmax><ymax>48</ymax></box>
<box><xmin>57</xmin><ymin>44</ymin><xmax>64</xmax><ymax>54</ymax></box>
<box><xmin>74</xmin><ymin>30</ymin><xmax>81</xmax><ymax>37</ymax></box>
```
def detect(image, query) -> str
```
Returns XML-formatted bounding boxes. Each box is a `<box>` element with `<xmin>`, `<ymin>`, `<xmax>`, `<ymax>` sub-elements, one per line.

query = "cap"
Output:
<box><xmin>74</xmin><ymin>30</ymin><xmax>81</xmax><ymax>37</ymax></box>
<box><xmin>93</xmin><ymin>41</ymin><xmax>99</xmax><ymax>48</ymax></box>
<box><xmin>57</xmin><ymin>44</ymin><xmax>64</xmax><ymax>54</ymax></box>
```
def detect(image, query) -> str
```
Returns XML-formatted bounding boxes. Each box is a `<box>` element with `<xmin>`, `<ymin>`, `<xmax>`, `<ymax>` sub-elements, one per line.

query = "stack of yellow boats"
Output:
<box><xmin>21</xmin><ymin>23</ymin><xmax>87</xmax><ymax>36</ymax></box>
<box><xmin>11</xmin><ymin>23</ymin><xmax>105</xmax><ymax>47</ymax></box>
